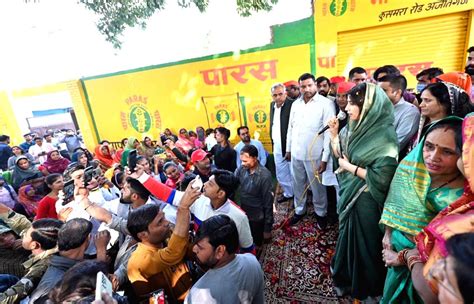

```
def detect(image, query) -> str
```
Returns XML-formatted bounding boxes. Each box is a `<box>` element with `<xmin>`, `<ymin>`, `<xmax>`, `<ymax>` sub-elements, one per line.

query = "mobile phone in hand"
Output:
<box><xmin>128</xmin><ymin>150</ymin><xmax>138</xmax><ymax>173</ymax></box>
<box><xmin>192</xmin><ymin>175</ymin><xmax>203</xmax><ymax>192</ymax></box>
<box><xmin>84</xmin><ymin>166</ymin><xmax>94</xmax><ymax>187</ymax></box>
<box><xmin>95</xmin><ymin>271</ymin><xmax>113</xmax><ymax>301</ymax></box>
<box><xmin>62</xmin><ymin>180</ymin><xmax>75</xmax><ymax>205</ymax></box>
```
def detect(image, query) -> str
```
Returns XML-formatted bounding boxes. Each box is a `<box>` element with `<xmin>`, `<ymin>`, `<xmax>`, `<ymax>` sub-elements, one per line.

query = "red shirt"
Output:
<box><xmin>35</xmin><ymin>195</ymin><xmax>58</xmax><ymax>219</ymax></box>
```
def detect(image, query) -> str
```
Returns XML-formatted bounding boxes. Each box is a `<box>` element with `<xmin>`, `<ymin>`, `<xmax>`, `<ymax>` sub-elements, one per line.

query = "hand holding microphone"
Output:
<box><xmin>319</xmin><ymin>111</ymin><xmax>347</xmax><ymax>136</ymax></box>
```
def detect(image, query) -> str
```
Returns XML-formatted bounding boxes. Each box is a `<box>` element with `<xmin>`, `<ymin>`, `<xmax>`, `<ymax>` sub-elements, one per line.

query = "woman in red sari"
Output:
<box><xmin>94</xmin><ymin>144</ymin><xmax>115</xmax><ymax>171</ymax></box>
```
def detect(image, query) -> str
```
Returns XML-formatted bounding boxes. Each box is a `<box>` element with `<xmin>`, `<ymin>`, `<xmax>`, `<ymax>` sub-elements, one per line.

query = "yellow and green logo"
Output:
<box><xmin>129</xmin><ymin>104</ymin><xmax>152</xmax><ymax>133</ymax></box>
<box><xmin>216</xmin><ymin>109</ymin><xmax>230</xmax><ymax>124</ymax></box>
<box><xmin>254</xmin><ymin>110</ymin><xmax>267</xmax><ymax>124</ymax></box>
<box><xmin>330</xmin><ymin>0</ymin><xmax>348</xmax><ymax>16</ymax></box>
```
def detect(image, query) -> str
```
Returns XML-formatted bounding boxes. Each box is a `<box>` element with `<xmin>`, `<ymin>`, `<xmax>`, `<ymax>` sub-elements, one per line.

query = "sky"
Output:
<box><xmin>0</xmin><ymin>0</ymin><xmax>312</xmax><ymax>90</ymax></box>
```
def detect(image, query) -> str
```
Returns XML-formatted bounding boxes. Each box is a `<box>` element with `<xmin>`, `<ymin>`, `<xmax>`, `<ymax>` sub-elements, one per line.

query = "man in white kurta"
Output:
<box><xmin>28</xmin><ymin>137</ymin><xmax>54</xmax><ymax>164</ymax></box>
<box><xmin>286</xmin><ymin>73</ymin><xmax>335</xmax><ymax>229</ymax></box>
<box><xmin>269</xmin><ymin>83</ymin><xmax>294</xmax><ymax>202</ymax></box>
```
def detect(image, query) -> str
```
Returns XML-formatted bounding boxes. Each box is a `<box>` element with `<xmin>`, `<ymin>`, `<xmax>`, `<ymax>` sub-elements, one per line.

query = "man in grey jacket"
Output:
<box><xmin>29</xmin><ymin>218</ymin><xmax>93</xmax><ymax>303</ymax></box>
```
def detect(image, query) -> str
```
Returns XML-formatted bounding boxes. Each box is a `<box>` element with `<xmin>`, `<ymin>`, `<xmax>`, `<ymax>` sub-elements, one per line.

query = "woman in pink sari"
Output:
<box><xmin>175</xmin><ymin>128</ymin><xmax>194</xmax><ymax>154</ymax></box>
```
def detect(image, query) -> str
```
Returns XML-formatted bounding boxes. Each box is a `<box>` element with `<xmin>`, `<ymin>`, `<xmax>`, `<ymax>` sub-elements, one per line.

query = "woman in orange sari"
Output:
<box><xmin>94</xmin><ymin>144</ymin><xmax>115</xmax><ymax>171</ymax></box>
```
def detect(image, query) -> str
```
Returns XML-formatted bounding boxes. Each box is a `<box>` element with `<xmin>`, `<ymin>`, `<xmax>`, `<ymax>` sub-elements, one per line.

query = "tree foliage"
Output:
<box><xmin>78</xmin><ymin>0</ymin><xmax>279</xmax><ymax>49</ymax></box>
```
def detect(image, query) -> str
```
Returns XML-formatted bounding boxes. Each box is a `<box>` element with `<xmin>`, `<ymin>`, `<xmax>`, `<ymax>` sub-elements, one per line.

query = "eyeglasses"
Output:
<box><xmin>427</xmin><ymin>258</ymin><xmax>463</xmax><ymax>301</ymax></box>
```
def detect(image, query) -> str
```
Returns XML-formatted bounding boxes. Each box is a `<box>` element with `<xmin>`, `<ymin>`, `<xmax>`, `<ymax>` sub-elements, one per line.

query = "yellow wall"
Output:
<box><xmin>6</xmin><ymin>81</ymin><xmax>97</xmax><ymax>149</ymax></box>
<box><xmin>0</xmin><ymin>91</ymin><xmax>23</xmax><ymax>144</ymax></box>
<box><xmin>82</xmin><ymin>44</ymin><xmax>311</xmax><ymax>150</ymax></box>
<box><xmin>314</xmin><ymin>0</ymin><xmax>474</xmax><ymax>83</ymax></box>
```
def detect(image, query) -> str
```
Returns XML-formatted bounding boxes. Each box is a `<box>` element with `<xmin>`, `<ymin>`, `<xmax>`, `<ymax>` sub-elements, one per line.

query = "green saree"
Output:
<box><xmin>380</xmin><ymin>116</ymin><xmax>464</xmax><ymax>304</ymax></box>
<box><xmin>331</xmin><ymin>83</ymin><xmax>399</xmax><ymax>300</ymax></box>
<box><xmin>120</xmin><ymin>136</ymin><xmax>138</xmax><ymax>167</ymax></box>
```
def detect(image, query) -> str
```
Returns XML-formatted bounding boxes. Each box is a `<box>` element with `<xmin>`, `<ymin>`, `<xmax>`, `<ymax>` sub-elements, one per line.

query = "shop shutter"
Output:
<box><xmin>337</xmin><ymin>12</ymin><xmax>469</xmax><ymax>87</ymax></box>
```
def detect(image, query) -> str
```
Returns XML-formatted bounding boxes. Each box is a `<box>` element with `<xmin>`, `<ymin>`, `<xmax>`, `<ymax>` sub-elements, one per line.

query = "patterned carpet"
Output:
<box><xmin>259</xmin><ymin>200</ymin><xmax>350</xmax><ymax>304</ymax></box>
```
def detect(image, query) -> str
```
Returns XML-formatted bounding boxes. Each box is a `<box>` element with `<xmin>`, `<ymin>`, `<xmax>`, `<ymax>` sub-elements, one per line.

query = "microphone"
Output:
<box><xmin>318</xmin><ymin>111</ymin><xmax>347</xmax><ymax>135</ymax></box>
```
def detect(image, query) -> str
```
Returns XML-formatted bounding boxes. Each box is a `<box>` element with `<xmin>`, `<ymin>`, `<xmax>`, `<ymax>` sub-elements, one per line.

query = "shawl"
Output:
<box><xmin>336</xmin><ymin>83</ymin><xmax>399</xmax><ymax>222</ymax></box>
<box><xmin>94</xmin><ymin>145</ymin><xmax>115</xmax><ymax>169</ymax></box>
<box><xmin>43</xmin><ymin>150</ymin><xmax>70</xmax><ymax>174</ymax></box>
<box><xmin>17</xmin><ymin>185</ymin><xmax>41</xmax><ymax>217</ymax></box>
<box><xmin>416</xmin><ymin>113</ymin><xmax>474</xmax><ymax>275</ymax></box>
<box><xmin>380</xmin><ymin>116</ymin><xmax>464</xmax><ymax>236</ymax></box>
<box><xmin>11</xmin><ymin>156</ymin><xmax>42</xmax><ymax>190</ymax></box>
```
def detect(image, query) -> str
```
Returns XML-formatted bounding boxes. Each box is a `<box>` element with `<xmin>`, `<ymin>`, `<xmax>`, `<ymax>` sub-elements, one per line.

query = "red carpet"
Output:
<box><xmin>260</xmin><ymin>201</ymin><xmax>351</xmax><ymax>303</ymax></box>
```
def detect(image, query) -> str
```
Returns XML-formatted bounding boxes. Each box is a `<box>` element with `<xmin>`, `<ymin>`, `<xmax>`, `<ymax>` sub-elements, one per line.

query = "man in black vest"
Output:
<box><xmin>269</xmin><ymin>83</ymin><xmax>294</xmax><ymax>203</ymax></box>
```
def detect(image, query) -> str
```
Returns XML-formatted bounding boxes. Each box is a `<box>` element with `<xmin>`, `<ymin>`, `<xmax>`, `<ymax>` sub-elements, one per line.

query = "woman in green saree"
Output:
<box><xmin>328</xmin><ymin>83</ymin><xmax>399</xmax><ymax>301</ymax></box>
<box><xmin>379</xmin><ymin>116</ymin><xmax>465</xmax><ymax>303</ymax></box>
<box><xmin>120</xmin><ymin>136</ymin><xmax>140</xmax><ymax>167</ymax></box>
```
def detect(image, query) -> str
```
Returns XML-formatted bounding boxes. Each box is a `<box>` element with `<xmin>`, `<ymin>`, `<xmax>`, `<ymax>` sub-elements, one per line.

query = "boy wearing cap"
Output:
<box><xmin>335</xmin><ymin>82</ymin><xmax>356</xmax><ymax>132</ymax></box>
<box><xmin>191</xmin><ymin>149</ymin><xmax>215</xmax><ymax>183</ymax></box>
<box><xmin>283</xmin><ymin>80</ymin><xmax>300</xmax><ymax>101</ymax></box>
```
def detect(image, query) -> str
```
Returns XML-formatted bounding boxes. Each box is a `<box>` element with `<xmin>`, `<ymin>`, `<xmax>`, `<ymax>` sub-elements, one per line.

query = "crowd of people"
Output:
<box><xmin>0</xmin><ymin>46</ymin><xmax>472</xmax><ymax>303</ymax></box>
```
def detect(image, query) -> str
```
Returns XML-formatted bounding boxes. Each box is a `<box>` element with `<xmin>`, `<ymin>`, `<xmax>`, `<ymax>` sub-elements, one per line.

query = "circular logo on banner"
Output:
<box><xmin>129</xmin><ymin>105</ymin><xmax>152</xmax><ymax>133</ymax></box>
<box><xmin>216</xmin><ymin>109</ymin><xmax>230</xmax><ymax>124</ymax></box>
<box><xmin>330</xmin><ymin>0</ymin><xmax>348</xmax><ymax>16</ymax></box>
<box><xmin>254</xmin><ymin>110</ymin><xmax>267</xmax><ymax>124</ymax></box>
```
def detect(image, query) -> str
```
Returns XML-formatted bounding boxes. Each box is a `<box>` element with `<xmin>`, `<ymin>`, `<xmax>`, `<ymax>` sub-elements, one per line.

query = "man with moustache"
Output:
<box><xmin>316</xmin><ymin>76</ymin><xmax>332</xmax><ymax>99</ymax></box>
<box><xmin>235</xmin><ymin>145</ymin><xmax>274</xmax><ymax>248</ymax></box>
<box><xmin>190</xmin><ymin>149</ymin><xmax>214</xmax><ymax>183</ymax></box>
<box><xmin>78</xmin><ymin>175</ymin><xmax>184</xmax><ymax>291</ymax></box>
<box><xmin>286</xmin><ymin>73</ymin><xmax>335</xmax><ymax>228</ymax></box>
<box><xmin>186</xmin><ymin>215</ymin><xmax>264</xmax><ymax>304</ymax></box>
<box><xmin>269</xmin><ymin>83</ymin><xmax>294</xmax><ymax>203</ymax></box>
<box><xmin>126</xmin><ymin>184</ymin><xmax>200</xmax><ymax>302</ymax></box>
<box><xmin>283</xmin><ymin>80</ymin><xmax>301</xmax><ymax>101</ymax></box>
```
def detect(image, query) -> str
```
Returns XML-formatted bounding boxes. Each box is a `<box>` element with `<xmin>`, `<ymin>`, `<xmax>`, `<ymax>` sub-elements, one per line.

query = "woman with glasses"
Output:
<box><xmin>380</xmin><ymin>116</ymin><xmax>465</xmax><ymax>303</ymax></box>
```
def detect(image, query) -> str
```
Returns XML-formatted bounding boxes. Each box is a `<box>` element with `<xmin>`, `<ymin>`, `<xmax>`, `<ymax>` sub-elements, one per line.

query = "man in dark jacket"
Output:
<box><xmin>269</xmin><ymin>83</ymin><xmax>294</xmax><ymax>203</ymax></box>
<box><xmin>235</xmin><ymin>145</ymin><xmax>274</xmax><ymax>249</ymax></box>
<box><xmin>29</xmin><ymin>218</ymin><xmax>93</xmax><ymax>303</ymax></box>
<box><xmin>0</xmin><ymin>135</ymin><xmax>12</xmax><ymax>171</ymax></box>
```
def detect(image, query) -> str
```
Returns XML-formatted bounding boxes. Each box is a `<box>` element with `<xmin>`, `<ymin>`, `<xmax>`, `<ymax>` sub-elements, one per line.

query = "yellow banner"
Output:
<box><xmin>242</xmin><ymin>97</ymin><xmax>272</xmax><ymax>151</ymax></box>
<box><xmin>82</xmin><ymin>44</ymin><xmax>311</xmax><ymax>148</ymax></box>
<box><xmin>202</xmin><ymin>93</ymin><xmax>242</xmax><ymax>143</ymax></box>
